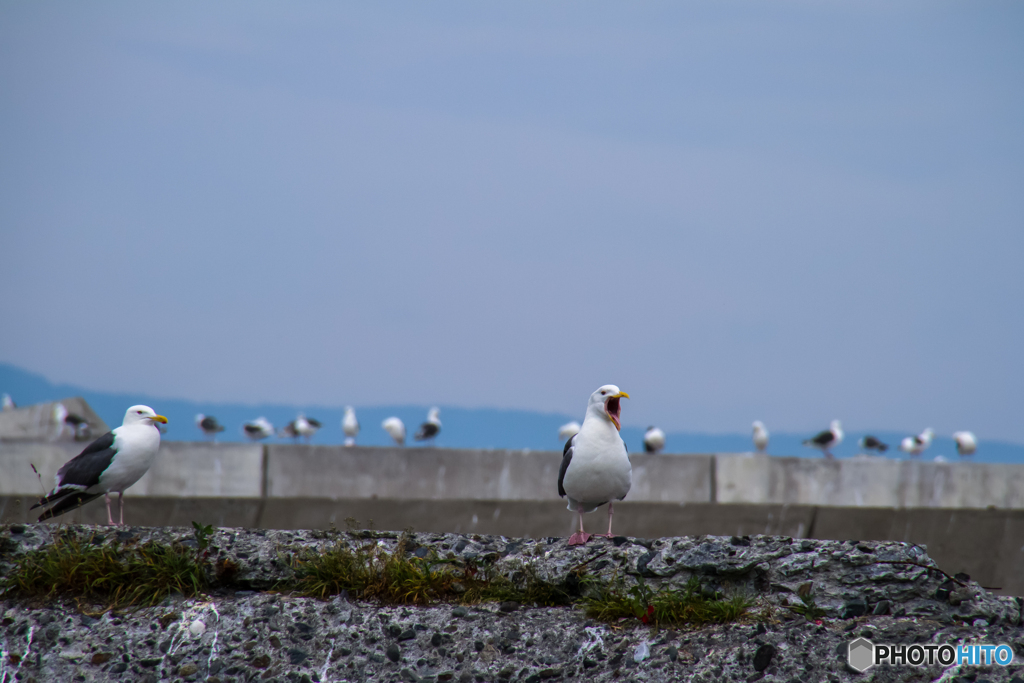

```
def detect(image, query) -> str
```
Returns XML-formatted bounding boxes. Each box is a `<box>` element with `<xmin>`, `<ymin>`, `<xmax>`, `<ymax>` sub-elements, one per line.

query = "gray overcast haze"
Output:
<box><xmin>1</xmin><ymin>2</ymin><xmax>1022</xmax><ymax>441</ymax></box>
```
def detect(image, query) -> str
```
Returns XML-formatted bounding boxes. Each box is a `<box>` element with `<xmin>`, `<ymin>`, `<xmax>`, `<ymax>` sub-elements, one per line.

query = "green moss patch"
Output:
<box><xmin>3</xmin><ymin>529</ymin><xmax>753</xmax><ymax>629</ymax></box>
<box><xmin>1</xmin><ymin>530</ymin><xmax>207</xmax><ymax>608</ymax></box>
<box><xmin>583</xmin><ymin>575</ymin><xmax>751</xmax><ymax>628</ymax></box>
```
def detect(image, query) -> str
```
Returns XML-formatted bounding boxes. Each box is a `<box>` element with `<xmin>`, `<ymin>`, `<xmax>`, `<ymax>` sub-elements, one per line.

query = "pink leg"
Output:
<box><xmin>105</xmin><ymin>493</ymin><xmax>115</xmax><ymax>525</ymax></box>
<box><xmin>595</xmin><ymin>502</ymin><xmax>616</xmax><ymax>537</ymax></box>
<box><xmin>568</xmin><ymin>506</ymin><xmax>592</xmax><ymax>546</ymax></box>
<box><xmin>118</xmin><ymin>492</ymin><xmax>125</xmax><ymax>526</ymax></box>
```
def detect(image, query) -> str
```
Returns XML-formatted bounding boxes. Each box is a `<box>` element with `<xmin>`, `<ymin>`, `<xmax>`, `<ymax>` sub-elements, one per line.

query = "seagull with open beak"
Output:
<box><xmin>558</xmin><ymin>385</ymin><xmax>632</xmax><ymax>546</ymax></box>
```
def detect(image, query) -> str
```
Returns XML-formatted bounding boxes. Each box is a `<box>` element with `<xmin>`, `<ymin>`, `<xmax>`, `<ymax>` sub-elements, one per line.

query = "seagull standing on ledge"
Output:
<box><xmin>558</xmin><ymin>421</ymin><xmax>581</xmax><ymax>441</ymax></box>
<box><xmin>414</xmin><ymin>407</ymin><xmax>442</xmax><ymax>443</ymax></box>
<box><xmin>382</xmin><ymin>417</ymin><xmax>406</xmax><ymax>446</ymax></box>
<box><xmin>859</xmin><ymin>435</ymin><xmax>889</xmax><ymax>453</ymax></box>
<box><xmin>278</xmin><ymin>421</ymin><xmax>299</xmax><ymax>440</ymax></box>
<box><xmin>752</xmin><ymin>421</ymin><xmax>769</xmax><ymax>454</ymax></box>
<box><xmin>342</xmin><ymin>406</ymin><xmax>360</xmax><ymax>446</ymax></box>
<box><xmin>32</xmin><ymin>405</ymin><xmax>168</xmax><ymax>525</ymax></box>
<box><xmin>900</xmin><ymin>428</ymin><xmax>934</xmax><ymax>457</ymax></box>
<box><xmin>953</xmin><ymin>431</ymin><xmax>977</xmax><ymax>457</ymax></box>
<box><xmin>643</xmin><ymin>426</ymin><xmax>665</xmax><ymax>454</ymax></box>
<box><xmin>243</xmin><ymin>417</ymin><xmax>274</xmax><ymax>441</ymax></box>
<box><xmin>803</xmin><ymin>420</ymin><xmax>843</xmax><ymax>458</ymax></box>
<box><xmin>196</xmin><ymin>414</ymin><xmax>226</xmax><ymax>441</ymax></box>
<box><xmin>54</xmin><ymin>403</ymin><xmax>90</xmax><ymax>440</ymax></box>
<box><xmin>294</xmin><ymin>415</ymin><xmax>321</xmax><ymax>442</ymax></box>
<box><xmin>559</xmin><ymin>385</ymin><xmax>631</xmax><ymax>546</ymax></box>
<box><xmin>1</xmin><ymin>393</ymin><xmax>14</xmax><ymax>411</ymax></box>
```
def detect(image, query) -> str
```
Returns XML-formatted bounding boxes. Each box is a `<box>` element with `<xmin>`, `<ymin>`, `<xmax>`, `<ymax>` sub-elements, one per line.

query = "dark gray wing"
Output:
<box><xmin>307</xmin><ymin>418</ymin><xmax>322</xmax><ymax>428</ymax></box>
<box><xmin>31</xmin><ymin>431</ymin><xmax>116</xmax><ymax>510</ymax></box>
<box><xmin>557</xmin><ymin>435</ymin><xmax>575</xmax><ymax>498</ymax></box>
<box><xmin>806</xmin><ymin>430</ymin><xmax>833</xmax><ymax>446</ymax></box>
<box><xmin>415</xmin><ymin>422</ymin><xmax>440</xmax><ymax>440</ymax></box>
<box><xmin>200</xmin><ymin>416</ymin><xmax>225</xmax><ymax>432</ymax></box>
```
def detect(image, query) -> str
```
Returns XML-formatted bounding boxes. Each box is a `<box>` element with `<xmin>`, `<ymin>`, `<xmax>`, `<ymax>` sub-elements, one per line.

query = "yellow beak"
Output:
<box><xmin>615</xmin><ymin>391</ymin><xmax>630</xmax><ymax>399</ymax></box>
<box><xmin>152</xmin><ymin>415</ymin><xmax>168</xmax><ymax>424</ymax></box>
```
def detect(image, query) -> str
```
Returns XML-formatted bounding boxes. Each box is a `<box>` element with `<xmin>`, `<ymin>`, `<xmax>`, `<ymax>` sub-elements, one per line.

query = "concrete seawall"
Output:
<box><xmin>3</xmin><ymin>442</ymin><xmax>1023</xmax><ymax>594</ymax></box>
<box><xmin>3</xmin><ymin>442</ymin><xmax>1021</xmax><ymax>508</ymax></box>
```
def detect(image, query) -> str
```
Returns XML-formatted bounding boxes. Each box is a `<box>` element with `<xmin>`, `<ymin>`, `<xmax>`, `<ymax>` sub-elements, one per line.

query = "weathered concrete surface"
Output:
<box><xmin>2</xmin><ymin>525</ymin><xmax>1023</xmax><ymax>683</ymax></box>
<box><xmin>265</xmin><ymin>446</ymin><xmax>714</xmax><ymax>504</ymax></box>
<box><xmin>0</xmin><ymin>397</ymin><xmax>108</xmax><ymax>443</ymax></box>
<box><xmin>716</xmin><ymin>453</ymin><xmax>1024</xmax><ymax>508</ymax></box>
<box><xmin>3</xmin><ymin>498</ymin><xmax>1024</xmax><ymax>596</ymax></box>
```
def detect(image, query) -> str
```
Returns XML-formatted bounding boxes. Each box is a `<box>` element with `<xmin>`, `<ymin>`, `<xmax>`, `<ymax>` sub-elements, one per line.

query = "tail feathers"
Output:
<box><xmin>29</xmin><ymin>485</ymin><xmax>86</xmax><ymax>510</ymax></box>
<box><xmin>36</xmin><ymin>491</ymin><xmax>103</xmax><ymax>521</ymax></box>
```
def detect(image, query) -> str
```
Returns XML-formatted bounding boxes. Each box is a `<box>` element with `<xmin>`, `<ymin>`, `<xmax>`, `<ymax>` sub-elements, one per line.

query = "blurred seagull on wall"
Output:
<box><xmin>953</xmin><ymin>431</ymin><xmax>977</xmax><ymax>457</ymax></box>
<box><xmin>243</xmin><ymin>417</ymin><xmax>275</xmax><ymax>441</ymax></box>
<box><xmin>342</xmin><ymin>406</ymin><xmax>360</xmax><ymax>446</ymax></box>
<box><xmin>859</xmin><ymin>435</ymin><xmax>889</xmax><ymax>453</ymax></box>
<box><xmin>32</xmin><ymin>405</ymin><xmax>167</xmax><ymax>525</ymax></box>
<box><xmin>53</xmin><ymin>403</ymin><xmax>92</xmax><ymax>441</ymax></box>
<box><xmin>558</xmin><ymin>385</ymin><xmax>631</xmax><ymax>545</ymax></box>
<box><xmin>295</xmin><ymin>414</ymin><xmax>321</xmax><ymax>442</ymax></box>
<box><xmin>195</xmin><ymin>414</ymin><xmax>226</xmax><ymax>442</ymax></box>
<box><xmin>2</xmin><ymin>393</ymin><xmax>16</xmax><ymax>411</ymax></box>
<box><xmin>752</xmin><ymin>421</ymin><xmax>769</xmax><ymax>454</ymax></box>
<box><xmin>643</xmin><ymin>426</ymin><xmax>665</xmax><ymax>454</ymax></box>
<box><xmin>278</xmin><ymin>421</ymin><xmax>299</xmax><ymax>440</ymax></box>
<box><xmin>558</xmin><ymin>421</ymin><xmax>581</xmax><ymax>441</ymax></box>
<box><xmin>899</xmin><ymin>428</ymin><xmax>934</xmax><ymax>457</ymax></box>
<box><xmin>382</xmin><ymin>416</ymin><xmax>406</xmax><ymax>446</ymax></box>
<box><xmin>414</xmin><ymin>407</ymin><xmax>442</xmax><ymax>443</ymax></box>
<box><xmin>803</xmin><ymin>420</ymin><xmax>843</xmax><ymax>458</ymax></box>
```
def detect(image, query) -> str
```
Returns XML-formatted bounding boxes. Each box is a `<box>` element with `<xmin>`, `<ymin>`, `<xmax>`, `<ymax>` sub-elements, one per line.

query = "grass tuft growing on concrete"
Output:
<box><xmin>289</xmin><ymin>534</ymin><xmax>577</xmax><ymax>606</ymax></box>
<box><xmin>1</xmin><ymin>530</ymin><xmax>207</xmax><ymax>608</ymax></box>
<box><xmin>583</xmin><ymin>575</ymin><xmax>751</xmax><ymax>628</ymax></box>
<box><xmin>290</xmin><ymin>535</ymin><xmax>751</xmax><ymax>628</ymax></box>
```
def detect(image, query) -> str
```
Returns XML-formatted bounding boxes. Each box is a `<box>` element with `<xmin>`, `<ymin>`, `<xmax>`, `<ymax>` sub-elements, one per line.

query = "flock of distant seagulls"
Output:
<box><xmin>0</xmin><ymin>390</ymin><xmax>980</xmax><ymax>459</ymax></box>
<box><xmin>14</xmin><ymin>383</ymin><xmax>985</xmax><ymax>535</ymax></box>
<box><xmin>188</xmin><ymin>407</ymin><xmax>443</xmax><ymax>446</ymax></box>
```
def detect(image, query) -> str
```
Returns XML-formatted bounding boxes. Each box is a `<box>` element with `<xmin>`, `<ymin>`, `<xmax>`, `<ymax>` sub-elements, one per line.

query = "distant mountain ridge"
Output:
<box><xmin>2</xmin><ymin>362</ymin><xmax>1021</xmax><ymax>463</ymax></box>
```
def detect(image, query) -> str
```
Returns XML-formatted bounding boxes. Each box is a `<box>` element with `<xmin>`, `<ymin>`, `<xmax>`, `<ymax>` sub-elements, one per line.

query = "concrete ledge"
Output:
<box><xmin>125</xmin><ymin>442</ymin><xmax>264</xmax><ymax>498</ymax></box>
<box><xmin>0</xmin><ymin>495</ymin><xmax>262</xmax><ymax>528</ymax></box>
<box><xmin>264</xmin><ymin>445</ymin><xmax>714</xmax><ymax>503</ymax></box>
<box><xmin>0</xmin><ymin>441</ymin><xmax>83</xmax><ymax>495</ymax></box>
<box><xmin>5</xmin><ymin>443</ymin><xmax>1024</xmax><ymax>508</ymax></box>
<box><xmin>715</xmin><ymin>453</ymin><xmax>1024</xmax><ymax>508</ymax></box>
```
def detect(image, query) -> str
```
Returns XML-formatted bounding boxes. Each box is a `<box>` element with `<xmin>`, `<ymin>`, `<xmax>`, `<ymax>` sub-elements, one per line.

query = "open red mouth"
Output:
<box><xmin>605</xmin><ymin>396</ymin><xmax>621</xmax><ymax>430</ymax></box>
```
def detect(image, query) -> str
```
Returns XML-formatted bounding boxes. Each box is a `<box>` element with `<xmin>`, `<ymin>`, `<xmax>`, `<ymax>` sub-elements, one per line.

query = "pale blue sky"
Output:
<box><xmin>1</xmin><ymin>2</ymin><xmax>1022</xmax><ymax>440</ymax></box>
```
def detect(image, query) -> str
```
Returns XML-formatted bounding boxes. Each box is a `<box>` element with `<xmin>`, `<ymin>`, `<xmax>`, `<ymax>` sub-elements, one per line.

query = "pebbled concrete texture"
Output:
<box><xmin>2</xmin><ymin>524</ymin><xmax>1024</xmax><ymax>683</ymax></box>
